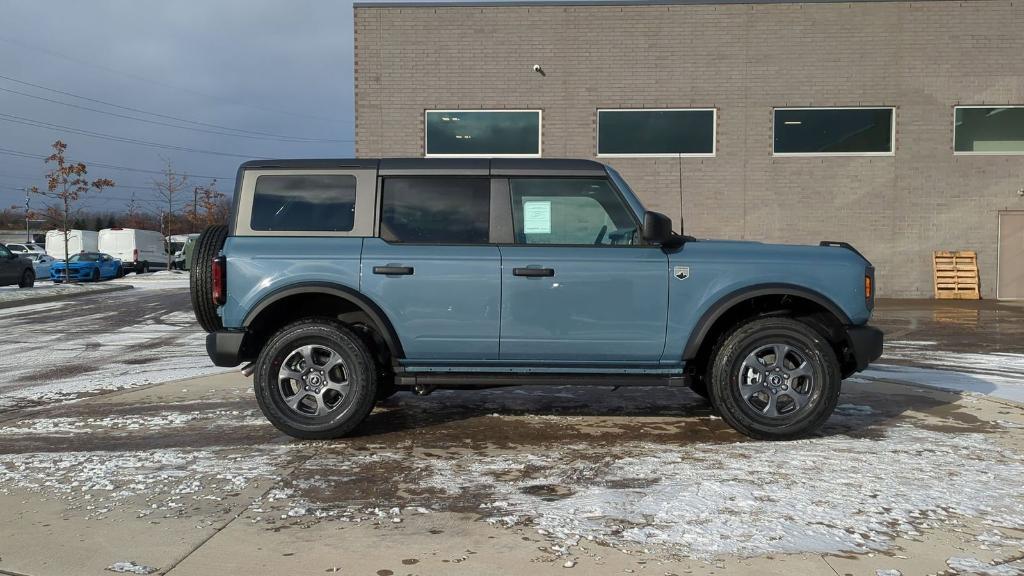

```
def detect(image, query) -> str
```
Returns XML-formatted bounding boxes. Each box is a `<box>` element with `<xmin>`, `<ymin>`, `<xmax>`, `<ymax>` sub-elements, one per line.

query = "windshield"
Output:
<box><xmin>69</xmin><ymin>253</ymin><xmax>99</xmax><ymax>263</ymax></box>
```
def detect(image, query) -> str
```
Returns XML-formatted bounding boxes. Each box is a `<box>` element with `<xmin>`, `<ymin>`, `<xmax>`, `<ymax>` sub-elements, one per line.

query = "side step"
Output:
<box><xmin>395</xmin><ymin>372</ymin><xmax>690</xmax><ymax>389</ymax></box>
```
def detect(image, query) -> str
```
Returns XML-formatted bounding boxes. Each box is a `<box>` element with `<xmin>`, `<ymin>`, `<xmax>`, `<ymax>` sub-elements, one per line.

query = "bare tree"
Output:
<box><xmin>186</xmin><ymin>179</ymin><xmax>228</xmax><ymax>230</ymax></box>
<box><xmin>152</xmin><ymin>159</ymin><xmax>188</xmax><ymax>270</ymax></box>
<box><xmin>29</xmin><ymin>141</ymin><xmax>115</xmax><ymax>282</ymax></box>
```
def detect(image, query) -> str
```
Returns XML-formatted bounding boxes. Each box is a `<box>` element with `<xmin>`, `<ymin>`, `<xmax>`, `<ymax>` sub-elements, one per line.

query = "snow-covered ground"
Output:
<box><xmin>0</xmin><ymin>272</ymin><xmax>225</xmax><ymax>412</ymax></box>
<box><xmin>869</xmin><ymin>340</ymin><xmax>1024</xmax><ymax>402</ymax></box>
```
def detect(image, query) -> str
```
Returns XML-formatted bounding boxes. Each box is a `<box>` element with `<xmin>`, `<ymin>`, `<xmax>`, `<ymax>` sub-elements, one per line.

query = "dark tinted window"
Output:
<box><xmin>774</xmin><ymin>108</ymin><xmax>893</xmax><ymax>154</ymax></box>
<box><xmin>0</xmin><ymin>245</ymin><xmax>11</xmax><ymax>258</ymax></box>
<box><xmin>380</xmin><ymin>178</ymin><xmax>490</xmax><ymax>243</ymax></box>
<box><xmin>426</xmin><ymin>111</ymin><xmax>540</xmax><ymax>156</ymax></box>
<box><xmin>598</xmin><ymin>109</ymin><xmax>715</xmax><ymax>155</ymax></box>
<box><xmin>955</xmin><ymin>107</ymin><xmax>1024</xmax><ymax>153</ymax></box>
<box><xmin>251</xmin><ymin>174</ymin><xmax>356</xmax><ymax>231</ymax></box>
<box><xmin>69</xmin><ymin>253</ymin><xmax>99</xmax><ymax>262</ymax></box>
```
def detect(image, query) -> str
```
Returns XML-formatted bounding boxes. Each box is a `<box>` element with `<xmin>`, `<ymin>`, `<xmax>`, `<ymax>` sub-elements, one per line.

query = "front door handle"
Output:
<box><xmin>373</xmin><ymin>265</ymin><xmax>414</xmax><ymax>276</ymax></box>
<box><xmin>513</xmin><ymin>267</ymin><xmax>554</xmax><ymax>277</ymax></box>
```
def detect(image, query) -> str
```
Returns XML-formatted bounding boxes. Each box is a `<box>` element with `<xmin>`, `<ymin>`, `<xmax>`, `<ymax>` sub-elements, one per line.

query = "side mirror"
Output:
<box><xmin>642</xmin><ymin>211</ymin><xmax>674</xmax><ymax>245</ymax></box>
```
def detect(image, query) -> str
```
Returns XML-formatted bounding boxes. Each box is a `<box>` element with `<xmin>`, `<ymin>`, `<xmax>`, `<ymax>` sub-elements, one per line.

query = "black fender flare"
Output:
<box><xmin>242</xmin><ymin>282</ymin><xmax>405</xmax><ymax>359</ymax></box>
<box><xmin>681</xmin><ymin>283</ymin><xmax>852</xmax><ymax>360</ymax></box>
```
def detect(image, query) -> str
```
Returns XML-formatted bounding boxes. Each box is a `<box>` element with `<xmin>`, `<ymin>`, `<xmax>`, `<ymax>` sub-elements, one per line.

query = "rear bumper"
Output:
<box><xmin>206</xmin><ymin>331</ymin><xmax>247</xmax><ymax>367</ymax></box>
<box><xmin>846</xmin><ymin>325</ymin><xmax>884</xmax><ymax>373</ymax></box>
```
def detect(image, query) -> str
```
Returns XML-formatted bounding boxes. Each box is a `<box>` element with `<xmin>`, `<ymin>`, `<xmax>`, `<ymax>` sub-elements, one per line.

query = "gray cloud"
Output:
<box><xmin>0</xmin><ymin>0</ymin><xmax>356</xmax><ymax>214</ymax></box>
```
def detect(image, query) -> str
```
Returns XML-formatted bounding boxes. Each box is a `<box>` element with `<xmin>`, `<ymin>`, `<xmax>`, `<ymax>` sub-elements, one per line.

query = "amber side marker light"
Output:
<box><xmin>865</xmin><ymin>275</ymin><xmax>873</xmax><ymax>301</ymax></box>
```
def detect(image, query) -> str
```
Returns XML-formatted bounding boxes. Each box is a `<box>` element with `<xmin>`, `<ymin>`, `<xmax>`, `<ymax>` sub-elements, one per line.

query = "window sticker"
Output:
<box><xmin>522</xmin><ymin>200</ymin><xmax>551</xmax><ymax>234</ymax></box>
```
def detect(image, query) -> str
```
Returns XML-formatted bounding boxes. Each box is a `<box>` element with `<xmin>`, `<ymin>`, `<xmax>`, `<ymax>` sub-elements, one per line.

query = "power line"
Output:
<box><xmin>0</xmin><ymin>112</ymin><xmax>270</xmax><ymax>159</ymax></box>
<box><xmin>0</xmin><ymin>36</ymin><xmax>350</xmax><ymax>125</ymax></box>
<box><xmin>0</xmin><ymin>147</ymin><xmax>235</xmax><ymax>180</ymax></box>
<box><xmin>0</xmin><ymin>76</ymin><xmax>352</xmax><ymax>143</ymax></box>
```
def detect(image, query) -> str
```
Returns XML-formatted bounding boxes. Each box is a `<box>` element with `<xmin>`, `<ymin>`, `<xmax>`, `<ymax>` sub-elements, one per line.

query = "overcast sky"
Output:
<box><xmin>0</xmin><ymin>0</ymin><xmax>359</xmax><ymax>214</ymax></box>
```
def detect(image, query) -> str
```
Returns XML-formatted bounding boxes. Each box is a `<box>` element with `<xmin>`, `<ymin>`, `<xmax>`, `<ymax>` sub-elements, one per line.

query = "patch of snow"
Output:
<box><xmin>861</xmin><ymin>363</ymin><xmax>1024</xmax><ymax>403</ymax></box>
<box><xmin>946</xmin><ymin>556</ymin><xmax>1024</xmax><ymax>576</ymax></box>
<box><xmin>413</xmin><ymin>422</ymin><xmax>1024</xmax><ymax>559</ymax></box>
<box><xmin>875</xmin><ymin>570</ymin><xmax>902</xmax><ymax>576</ymax></box>
<box><xmin>106</xmin><ymin>561</ymin><xmax>157</xmax><ymax>574</ymax></box>
<box><xmin>0</xmin><ymin>410</ymin><xmax>264</xmax><ymax>436</ymax></box>
<box><xmin>0</xmin><ymin>446</ymin><xmax>297</xmax><ymax>518</ymax></box>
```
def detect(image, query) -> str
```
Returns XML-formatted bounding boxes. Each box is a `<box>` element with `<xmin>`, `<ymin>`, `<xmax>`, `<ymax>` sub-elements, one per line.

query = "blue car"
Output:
<box><xmin>51</xmin><ymin>252</ymin><xmax>123</xmax><ymax>283</ymax></box>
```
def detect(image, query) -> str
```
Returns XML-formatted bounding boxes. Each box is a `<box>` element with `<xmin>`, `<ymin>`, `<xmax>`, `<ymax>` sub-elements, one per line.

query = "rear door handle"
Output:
<box><xmin>372</xmin><ymin>265</ymin><xmax>414</xmax><ymax>276</ymax></box>
<box><xmin>512</xmin><ymin>267</ymin><xmax>554</xmax><ymax>277</ymax></box>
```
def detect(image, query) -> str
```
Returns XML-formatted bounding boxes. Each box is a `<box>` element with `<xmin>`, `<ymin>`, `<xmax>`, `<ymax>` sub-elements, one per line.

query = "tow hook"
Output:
<box><xmin>413</xmin><ymin>383</ymin><xmax>436</xmax><ymax>396</ymax></box>
<box><xmin>240</xmin><ymin>362</ymin><xmax>255</xmax><ymax>377</ymax></box>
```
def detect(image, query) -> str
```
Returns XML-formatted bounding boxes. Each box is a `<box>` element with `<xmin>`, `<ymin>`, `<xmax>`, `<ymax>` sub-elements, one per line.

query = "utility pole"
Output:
<box><xmin>193</xmin><ymin>186</ymin><xmax>199</xmax><ymax>233</ymax></box>
<box><xmin>23</xmin><ymin>188</ymin><xmax>30</xmax><ymax>242</ymax></box>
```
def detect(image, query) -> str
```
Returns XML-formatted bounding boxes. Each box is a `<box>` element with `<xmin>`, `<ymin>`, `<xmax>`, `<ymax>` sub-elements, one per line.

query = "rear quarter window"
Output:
<box><xmin>251</xmin><ymin>174</ymin><xmax>356</xmax><ymax>232</ymax></box>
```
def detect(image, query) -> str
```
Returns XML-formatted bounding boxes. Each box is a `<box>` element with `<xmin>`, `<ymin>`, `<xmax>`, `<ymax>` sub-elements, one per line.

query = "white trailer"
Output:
<box><xmin>98</xmin><ymin>228</ymin><xmax>167</xmax><ymax>274</ymax></box>
<box><xmin>45</xmin><ymin>229</ymin><xmax>99</xmax><ymax>260</ymax></box>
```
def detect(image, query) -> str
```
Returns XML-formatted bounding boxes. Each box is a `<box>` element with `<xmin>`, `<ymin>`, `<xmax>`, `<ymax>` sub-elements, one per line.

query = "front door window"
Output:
<box><xmin>509</xmin><ymin>178</ymin><xmax>640</xmax><ymax>246</ymax></box>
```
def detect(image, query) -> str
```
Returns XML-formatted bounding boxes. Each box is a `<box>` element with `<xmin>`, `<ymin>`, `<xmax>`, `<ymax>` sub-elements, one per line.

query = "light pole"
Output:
<box><xmin>23</xmin><ymin>188</ymin><xmax>30</xmax><ymax>242</ymax></box>
<box><xmin>193</xmin><ymin>186</ymin><xmax>199</xmax><ymax>233</ymax></box>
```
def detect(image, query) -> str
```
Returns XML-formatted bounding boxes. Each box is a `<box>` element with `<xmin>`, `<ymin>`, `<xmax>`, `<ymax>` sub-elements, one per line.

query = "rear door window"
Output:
<box><xmin>251</xmin><ymin>174</ymin><xmax>357</xmax><ymax>232</ymax></box>
<box><xmin>379</xmin><ymin>177</ymin><xmax>490</xmax><ymax>244</ymax></box>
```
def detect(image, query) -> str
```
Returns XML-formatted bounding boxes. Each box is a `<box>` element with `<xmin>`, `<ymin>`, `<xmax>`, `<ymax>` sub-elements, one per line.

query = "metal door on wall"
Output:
<box><xmin>998</xmin><ymin>211</ymin><xmax>1024</xmax><ymax>300</ymax></box>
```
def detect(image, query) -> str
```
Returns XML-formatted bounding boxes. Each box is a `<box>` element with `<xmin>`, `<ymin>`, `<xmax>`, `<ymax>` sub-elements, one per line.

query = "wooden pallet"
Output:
<box><xmin>933</xmin><ymin>250</ymin><xmax>980</xmax><ymax>299</ymax></box>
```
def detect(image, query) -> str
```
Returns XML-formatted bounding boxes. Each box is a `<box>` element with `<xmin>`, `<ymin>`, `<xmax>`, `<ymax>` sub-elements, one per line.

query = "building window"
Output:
<box><xmin>380</xmin><ymin>177</ymin><xmax>491</xmax><ymax>243</ymax></box>
<box><xmin>424</xmin><ymin>110</ymin><xmax>541</xmax><ymax>157</ymax></box>
<box><xmin>509</xmin><ymin>178</ymin><xmax>640</xmax><ymax>246</ymax></box>
<box><xmin>597</xmin><ymin>109</ymin><xmax>716</xmax><ymax>157</ymax></box>
<box><xmin>954</xmin><ymin>106</ymin><xmax>1024</xmax><ymax>155</ymax></box>
<box><xmin>773</xmin><ymin>108</ymin><xmax>895</xmax><ymax>156</ymax></box>
<box><xmin>251</xmin><ymin>174</ymin><xmax>356</xmax><ymax>232</ymax></box>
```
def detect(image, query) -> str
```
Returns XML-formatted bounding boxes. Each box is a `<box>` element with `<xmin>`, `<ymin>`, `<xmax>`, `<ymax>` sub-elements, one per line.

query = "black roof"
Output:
<box><xmin>239</xmin><ymin>158</ymin><xmax>608</xmax><ymax>177</ymax></box>
<box><xmin>355</xmin><ymin>0</ymin><xmax>920</xmax><ymax>7</ymax></box>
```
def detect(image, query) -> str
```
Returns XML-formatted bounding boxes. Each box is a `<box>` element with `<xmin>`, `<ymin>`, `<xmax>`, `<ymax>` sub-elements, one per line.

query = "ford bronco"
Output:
<box><xmin>191</xmin><ymin>158</ymin><xmax>882</xmax><ymax>441</ymax></box>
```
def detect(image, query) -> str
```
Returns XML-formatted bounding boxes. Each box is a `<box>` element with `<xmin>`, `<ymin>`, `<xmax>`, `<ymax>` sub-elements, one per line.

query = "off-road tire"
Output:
<box><xmin>190</xmin><ymin>224</ymin><xmax>228</xmax><ymax>333</ymax></box>
<box><xmin>708</xmin><ymin>317</ymin><xmax>840</xmax><ymax>441</ymax></box>
<box><xmin>253</xmin><ymin>318</ymin><xmax>378</xmax><ymax>439</ymax></box>
<box><xmin>18</xmin><ymin>269</ymin><xmax>34</xmax><ymax>288</ymax></box>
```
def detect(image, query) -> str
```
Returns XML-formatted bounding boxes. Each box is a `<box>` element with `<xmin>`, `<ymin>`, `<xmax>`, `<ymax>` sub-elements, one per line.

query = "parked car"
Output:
<box><xmin>0</xmin><ymin>244</ymin><xmax>35</xmax><ymax>288</ymax></box>
<box><xmin>191</xmin><ymin>158</ymin><xmax>883</xmax><ymax>442</ymax></box>
<box><xmin>4</xmin><ymin>242</ymin><xmax>46</xmax><ymax>255</ymax></box>
<box><xmin>170</xmin><ymin>233</ymin><xmax>200</xmax><ymax>270</ymax></box>
<box><xmin>25</xmin><ymin>253</ymin><xmax>56</xmax><ymax>278</ymax></box>
<box><xmin>98</xmin><ymin>228</ymin><xmax>166</xmax><ymax>274</ymax></box>
<box><xmin>45</xmin><ymin>229</ymin><xmax>99</xmax><ymax>260</ymax></box>
<box><xmin>51</xmin><ymin>252</ymin><xmax>122</xmax><ymax>283</ymax></box>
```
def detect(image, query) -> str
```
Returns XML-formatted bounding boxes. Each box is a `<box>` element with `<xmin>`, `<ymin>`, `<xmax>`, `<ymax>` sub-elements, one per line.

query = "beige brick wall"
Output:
<box><xmin>354</xmin><ymin>0</ymin><xmax>1024</xmax><ymax>297</ymax></box>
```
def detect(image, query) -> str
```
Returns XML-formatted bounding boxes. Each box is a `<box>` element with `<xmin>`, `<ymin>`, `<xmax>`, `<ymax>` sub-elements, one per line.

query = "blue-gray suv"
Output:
<box><xmin>191</xmin><ymin>158</ymin><xmax>882</xmax><ymax>441</ymax></box>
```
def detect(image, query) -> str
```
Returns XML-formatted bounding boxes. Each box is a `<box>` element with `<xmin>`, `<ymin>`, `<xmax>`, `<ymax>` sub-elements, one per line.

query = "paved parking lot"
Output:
<box><xmin>0</xmin><ymin>285</ymin><xmax>1023</xmax><ymax>576</ymax></box>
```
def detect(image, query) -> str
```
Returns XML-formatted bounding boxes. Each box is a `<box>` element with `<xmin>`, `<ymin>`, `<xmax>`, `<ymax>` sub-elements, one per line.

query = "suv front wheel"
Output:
<box><xmin>254</xmin><ymin>318</ymin><xmax>378</xmax><ymax>439</ymax></box>
<box><xmin>708</xmin><ymin>317</ymin><xmax>840</xmax><ymax>440</ymax></box>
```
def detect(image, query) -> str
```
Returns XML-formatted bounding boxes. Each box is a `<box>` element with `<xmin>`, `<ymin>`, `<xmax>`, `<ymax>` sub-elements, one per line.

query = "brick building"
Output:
<box><xmin>353</xmin><ymin>0</ymin><xmax>1024</xmax><ymax>298</ymax></box>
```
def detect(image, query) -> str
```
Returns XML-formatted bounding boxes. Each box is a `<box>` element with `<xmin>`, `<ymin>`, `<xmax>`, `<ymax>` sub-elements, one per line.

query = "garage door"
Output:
<box><xmin>998</xmin><ymin>212</ymin><xmax>1024</xmax><ymax>300</ymax></box>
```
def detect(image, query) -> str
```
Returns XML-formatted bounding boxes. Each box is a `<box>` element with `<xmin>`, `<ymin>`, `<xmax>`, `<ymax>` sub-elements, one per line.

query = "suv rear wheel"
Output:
<box><xmin>18</xmin><ymin>269</ymin><xmax>34</xmax><ymax>288</ymax></box>
<box><xmin>708</xmin><ymin>317</ymin><xmax>840</xmax><ymax>440</ymax></box>
<box><xmin>253</xmin><ymin>318</ymin><xmax>378</xmax><ymax>439</ymax></box>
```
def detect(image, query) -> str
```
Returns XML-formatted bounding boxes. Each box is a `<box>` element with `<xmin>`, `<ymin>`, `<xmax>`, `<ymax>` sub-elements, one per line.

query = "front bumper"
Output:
<box><xmin>51</xmin><ymin>267</ymin><xmax>94</xmax><ymax>281</ymax></box>
<box><xmin>846</xmin><ymin>325</ymin><xmax>884</xmax><ymax>373</ymax></box>
<box><xmin>206</xmin><ymin>331</ymin><xmax>247</xmax><ymax>367</ymax></box>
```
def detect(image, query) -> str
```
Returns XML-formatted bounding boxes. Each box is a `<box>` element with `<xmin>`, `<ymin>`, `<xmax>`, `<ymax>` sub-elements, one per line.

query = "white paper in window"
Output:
<box><xmin>522</xmin><ymin>200</ymin><xmax>551</xmax><ymax>234</ymax></box>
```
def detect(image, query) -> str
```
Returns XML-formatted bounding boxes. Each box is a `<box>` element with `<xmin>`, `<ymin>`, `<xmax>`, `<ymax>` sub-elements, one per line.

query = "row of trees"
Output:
<box><xmin>4</xmin><ymin>141</ymin><xmax>230</xmax><ymax>234</ymax></box>
<box><xmin>3</xmin><ymin>140</ymin><xmax>230</xmax><ymax>277</ymax></box>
